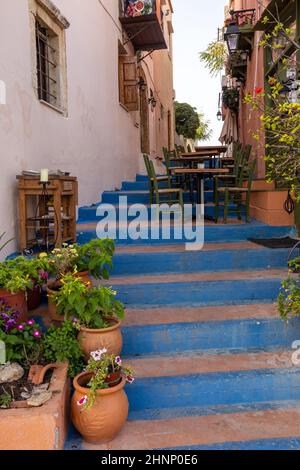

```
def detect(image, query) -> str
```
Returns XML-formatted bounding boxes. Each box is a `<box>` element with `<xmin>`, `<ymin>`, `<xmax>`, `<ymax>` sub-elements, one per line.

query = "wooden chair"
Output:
<box><xmin>143</xmin><ymin>154</ymin><xmax>170</xmax><ymax>205</ymax></box>
<box><xmin>214</xmin><ymin>159</ymin><xmax>257</xmax><ymax>224</ymax></box>
<box><xmin>149</xmin><ymin>160</ymin><xmax>184</xmax><ymax>219</ymax></box>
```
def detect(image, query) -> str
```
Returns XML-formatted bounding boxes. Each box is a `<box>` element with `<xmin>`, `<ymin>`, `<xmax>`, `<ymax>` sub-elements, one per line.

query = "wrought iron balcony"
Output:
<box><xmin>119</xmin><ymin>0</ymin><xmax>167</xmax><ymax>51</ymax></box>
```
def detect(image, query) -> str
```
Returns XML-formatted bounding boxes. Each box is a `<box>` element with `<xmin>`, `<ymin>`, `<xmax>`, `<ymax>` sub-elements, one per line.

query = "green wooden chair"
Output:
<box><xmin>213</xmin><ymin>144</ymin><xmax>252</xmax><ymax>202</ymax></box>
<box><xmin>149</xmin><ymin>160</ymin><xmax>184</xmax><ymax>220</ymax></box>
<box><xmin>214</xmin><ymin>158</ymin><xmax>257</xmax><ymax>224</ymax></box>
<box><xmin>143</xmin><ymin>154</ymin><xmax>170</xmax><ymax>205</ymax></box>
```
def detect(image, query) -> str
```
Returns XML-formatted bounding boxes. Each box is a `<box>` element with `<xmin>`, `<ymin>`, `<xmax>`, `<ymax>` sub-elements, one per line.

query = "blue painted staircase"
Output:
<box><xmin>66</xmin><ymin>174</ymin><xmax>300</xmax><ymax>450</ymax></box>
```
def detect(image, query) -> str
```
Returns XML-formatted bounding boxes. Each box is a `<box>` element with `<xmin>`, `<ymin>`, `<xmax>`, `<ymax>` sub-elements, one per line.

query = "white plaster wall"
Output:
<box><xmin>0</xmin><ymin>0</ymin><xmax>142</xmax><ymax>257</ymax></box>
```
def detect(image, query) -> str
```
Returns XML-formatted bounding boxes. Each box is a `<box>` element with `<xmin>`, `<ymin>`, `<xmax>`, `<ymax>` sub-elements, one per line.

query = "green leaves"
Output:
<box><xmin>76</xmin><ymin>239</ymin><xmax>115</xmax><ymax>280</ymax></box>
<box><xmin>50</xmin><ymin>275</ymin><xmax>125</xmax><ymax>329</ymax></box>
<box><xmin>174</xmin><ymin>102</ymin><xmax>202</xmax><ymax>140</ymax></box>
<box><xmin>43</xmin><ymin>320</ymin><xmax>85</xmax><ymax>377</ymax></box>
<box><xmin>199</xmin><ymin>40</ymin><xmax>227</xmax><ymax>77</ymax></box>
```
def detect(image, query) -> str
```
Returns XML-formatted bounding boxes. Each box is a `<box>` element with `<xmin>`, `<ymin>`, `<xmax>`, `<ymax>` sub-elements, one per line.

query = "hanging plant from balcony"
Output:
<box><xmin>125</xmin><ymin>0</ymin><xmax>153</xmax><ymax>17</ymax></box>
<box><xmin>222</xmin><ymin>87</ymin><xmax>240</xmax><ymax>112</ymax></box>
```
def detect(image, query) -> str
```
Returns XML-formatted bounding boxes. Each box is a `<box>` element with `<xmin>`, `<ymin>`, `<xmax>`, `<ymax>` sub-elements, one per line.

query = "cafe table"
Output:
<box><xmin>171</xmin><ymin>168</ymin><xmax>229</xmax><ymax>205</ymax></box>
<box><xmin>194</xmin><ymin>145</ymin><xmax>227</xmax><ymax>153</ymax></box>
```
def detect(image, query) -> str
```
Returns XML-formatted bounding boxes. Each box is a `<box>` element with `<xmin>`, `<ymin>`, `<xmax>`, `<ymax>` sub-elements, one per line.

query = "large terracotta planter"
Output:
<box><xmin>75</xmin><ymin>271</ymin><xmax>91</xmax><ymax>286</ymax></box>
<box><xmin>0</xmin><ymin>362</ymin><xmax>70</xmax><ymax>450</ymax></box>
<box><xmin>0</xmin><ymin>289</ymin><xmax>28</xmax><ymax>322</ymax></box>
<box><xmin>71</xmin><ymin>372</ymin><xmax>128</xmax><ymax>444</ymax></box>
<box><xmin>78</xmin><ymin>319</ymin><xmax>123</xmax><ymax>360</ymax></box>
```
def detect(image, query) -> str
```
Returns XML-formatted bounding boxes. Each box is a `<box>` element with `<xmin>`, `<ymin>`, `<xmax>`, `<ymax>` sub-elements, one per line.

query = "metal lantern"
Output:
<box><xmin>224</xmin><ymin>21</ymin><xmax>240</xmax><ymax>54</ymax></box>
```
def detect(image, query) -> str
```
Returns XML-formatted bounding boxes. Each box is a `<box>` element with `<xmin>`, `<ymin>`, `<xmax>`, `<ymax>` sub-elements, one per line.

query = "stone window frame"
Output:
<box><xmin>29</xmin><ymin>0</ymin><xmax>69</xmax><ymax>116</ymax></box>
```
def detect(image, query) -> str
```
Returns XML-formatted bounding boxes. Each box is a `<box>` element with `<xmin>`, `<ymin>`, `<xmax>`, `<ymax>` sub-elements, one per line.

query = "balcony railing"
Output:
<box><xmin>119</xmin><ymin>1</ymin><xmax>167</xmax><ymax>51</ymax></box>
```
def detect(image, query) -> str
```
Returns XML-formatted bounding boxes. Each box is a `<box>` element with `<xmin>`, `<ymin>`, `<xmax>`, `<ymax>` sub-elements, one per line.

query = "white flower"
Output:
<box><xmin>115</xmin><ymin>356</ymin><xmax>122</xmax><ymax>365</ymax></box>
<box><xmin>77</xmin><ymin>395</ymin><xmax>88</xmax><ymax>407</ymax></box>
<box><xmin>90</xmin><ymin>348</ymin><xmax>108</xmax><ymax>361</ymax></box>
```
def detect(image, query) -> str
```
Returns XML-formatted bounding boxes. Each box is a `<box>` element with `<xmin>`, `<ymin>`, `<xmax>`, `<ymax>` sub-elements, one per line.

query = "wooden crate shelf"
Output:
<box><xmin>17</xmin><ymin>175</ymin><xmax>78</xmax><ymax>251</ymax></box>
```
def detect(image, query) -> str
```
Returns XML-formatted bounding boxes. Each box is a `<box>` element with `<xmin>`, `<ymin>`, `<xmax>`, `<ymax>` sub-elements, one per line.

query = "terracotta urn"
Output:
<box><xmin>46</xmin><ymin>282</ymin><xmax>64</xmax><ymax>322</ymax></box>
<box><xmin>75</xmin><ymin>271</ymin><xmax>91</xmax><ymax>286</ymax></box>
<box><xmin>0</xmin><ymin>289</ymin><xmax>28</xmax><ymax>322</ymax></box>
<box><xmin>78</xmin><ymin>319</ymin><xmax>123</xmax><ymax>361</ymax></box>
<box><xmin>71</xmin><ymin>372</ymin><xmax>129</xmax><ymax>444</ymax></box>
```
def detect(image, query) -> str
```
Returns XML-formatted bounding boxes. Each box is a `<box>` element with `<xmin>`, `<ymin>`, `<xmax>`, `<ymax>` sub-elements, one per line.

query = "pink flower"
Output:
<box><xmin>27</xmin><ymin>319</ymin><xmax>34</xmax><ymax>326</ymax></box>
<box><xmin>33</xmin><ymin>330</ymin><xmax>41</xmax><ymax>338</ymax></box>
<box><xmin>77</xmin><ymin>395</ymin><xmax>88</xmax><ymax>407</ymax></box>
<box><xmin>115</xmin><ymin>356</ymin><xmax>122</xmax><ymax>365</ymax></box>
<box><xmin>17</xmin><ymin>324</ymin><xmax>25</xmax><ymax>331</ymax></box>
<box><xmin>126</xmin><ymin>375</ymin><xmax>135</xmax><ymax>384</ymax></box>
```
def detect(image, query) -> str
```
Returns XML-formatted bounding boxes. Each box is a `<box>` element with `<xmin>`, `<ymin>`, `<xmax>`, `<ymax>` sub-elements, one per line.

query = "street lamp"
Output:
<box><xmin>224</xmin><ymin>21</ymin><xmax>240</xmax><ymax>54</ymax></box>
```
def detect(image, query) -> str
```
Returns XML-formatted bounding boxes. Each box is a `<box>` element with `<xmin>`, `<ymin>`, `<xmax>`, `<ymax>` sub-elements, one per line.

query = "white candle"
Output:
<box><xmin>40</xmin><ymin>169</ymin><xmax>49</xmax><ymax>183</ymax></box>
<box><xmin>0</xmin><ymin>340</ymin><xmax>6</xmax><ymax>365</ymax></box>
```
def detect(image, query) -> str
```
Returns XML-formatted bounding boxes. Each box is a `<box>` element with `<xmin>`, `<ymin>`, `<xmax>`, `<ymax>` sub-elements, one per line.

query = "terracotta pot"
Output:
<box><xmin>46</xmin><ymin>283</ymin><xmax>64</xmax><ymax>322</ymax></box>
<box><xmin>75</xmin><ymin>271</ymin><xmax>91</xmax><ymax>286</ymax></box>
<box><xmin>71</xmin><ymin>372</ymin><xmax>128</xmax><ymax>444</ymax></box>
<box><xmin>0</xmin><ymin>289</ymin><xmax>28</xmax><ymax>322</ymax></box>
<box><xmin>105</xmin><ymin>372</ymin><xmax>122</xmax><ymax>388</ymax></box>
<box><xmin>27</xmin><ymin>284</ymin><xmax>42</xmax><ymax>311</ymax></box>
<box><xmin>78</xmin><ymin>319</ymin><xmax>123</xmax><ymax>360</ymax></box>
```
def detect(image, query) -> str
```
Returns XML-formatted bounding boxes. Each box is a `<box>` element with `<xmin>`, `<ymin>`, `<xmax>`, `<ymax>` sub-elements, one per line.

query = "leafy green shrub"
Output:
<box><xmin>43</xmin><ymin>320</ymin><xmax>85</xmax><ymax>377</ymax></box>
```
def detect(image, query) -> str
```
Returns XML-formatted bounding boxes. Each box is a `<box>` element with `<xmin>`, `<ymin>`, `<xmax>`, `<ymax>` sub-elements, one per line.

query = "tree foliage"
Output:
<box><xmin>199</xmin><ymin>40</ymin><xmax>227</xmax><ymax>77</ymax></box>
<box><xmin>174</xmin><ymin>102</ymin><xmax>211</xmax><ymax>141</ymax></box>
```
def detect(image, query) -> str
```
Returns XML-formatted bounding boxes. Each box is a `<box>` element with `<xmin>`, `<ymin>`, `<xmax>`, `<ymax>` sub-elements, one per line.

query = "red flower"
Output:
<box><xmin>255</xmin><ymin>87</ymin><xmax>263</xmax><ymax>94</ymax></box>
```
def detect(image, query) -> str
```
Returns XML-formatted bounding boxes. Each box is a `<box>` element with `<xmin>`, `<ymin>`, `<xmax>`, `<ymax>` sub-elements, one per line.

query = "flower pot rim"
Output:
<box><xmin>73</xmin><ymin>371</ymin><xmax>126</xmax><ymax>397</ymax></box>
<box><xmin>79</xmin><ymin>318</ymin><xmax>122</xmax><ymax>333</ymax></box>
<box><xmin>0</xmin><ymin>288</ymin><xmax>25</xmax><ymax>296</ymax></box>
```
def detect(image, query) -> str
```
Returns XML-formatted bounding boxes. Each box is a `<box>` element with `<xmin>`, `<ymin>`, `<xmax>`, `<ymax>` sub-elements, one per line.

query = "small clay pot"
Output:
<box><xmin>27</xmin><ymin>284</ymin><xmax>42</xmax><ymax>311</ymax></box>
<box><xmin>78</xmin><ymin>319</ymin><xmax>123</xmax><ymax>361</ymax></box>
<box><xmin>46</xmin><ymin>282</ymin><xmax>64</xmax><ymax>322</ymax></box>
<box><xmin>0</xmin><ymin>289</ymin><xmax>28</xmax><ymax>322</ymax></box>
<box><xmin>105</xmin><ymin>372</ymin><xmax>122</xmax><ymax>388</ymax></box>
<box><xmin>75</xmin><ymin>271</ymin><xmax>91</xmax><ymax>286</ymax></box>
<box><xmin>71</xmin><ymin>372</ymin><xmax>128</xmax><ymax>444</ymax></box>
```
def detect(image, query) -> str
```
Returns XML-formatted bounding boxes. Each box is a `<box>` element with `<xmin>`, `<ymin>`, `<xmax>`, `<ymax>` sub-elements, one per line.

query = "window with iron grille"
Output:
<box><xmin>35</xmin><ymin>19</ymin><xmax>58</xmax><ymax>107</ymax></box>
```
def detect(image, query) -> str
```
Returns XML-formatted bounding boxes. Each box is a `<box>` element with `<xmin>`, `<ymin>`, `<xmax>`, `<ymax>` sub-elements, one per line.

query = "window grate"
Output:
<box><xmin>35</xmin><ymin>20</ymin><xmax>58</xmax><ymax>105</ymax></box>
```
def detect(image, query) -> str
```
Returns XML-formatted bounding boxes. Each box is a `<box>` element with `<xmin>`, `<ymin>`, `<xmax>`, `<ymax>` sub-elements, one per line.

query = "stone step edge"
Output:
<box><xmin>126</xmin><ymin>351</ymin><xmax>294</xmax><ymax>379</ymax></box>
<box><xmin>79</xmin><ymin>407</ymin><xmax>300</xmax><ymax>450</ymax></box>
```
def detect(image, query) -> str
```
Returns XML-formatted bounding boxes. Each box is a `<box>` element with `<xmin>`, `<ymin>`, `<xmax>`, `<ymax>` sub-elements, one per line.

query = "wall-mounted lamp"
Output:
<box><xmin>137</xmin><ymin>77</ymin><xmax>147</xmax><ymax>92</ymax></box>
<box><xmin>148</xmin><ymin>89</ymin><xmax>157</xmax><ymax>108</ymax></box>
<box><xmin>217</xmin><ymin>110</ymin><xmax>222</xmax><ymax>121</ymax></box>
<box><xmin>224</xmin><ymin>21</ymin><xmax>240</xmax><ymax>54</ymax></box>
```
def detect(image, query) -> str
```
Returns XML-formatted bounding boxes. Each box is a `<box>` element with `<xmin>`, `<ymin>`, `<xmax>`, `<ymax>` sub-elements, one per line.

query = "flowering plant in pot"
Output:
<box><xmin>49</xmin><ymin>274</ymin><xmax>125</xmax><ymax>357</ymax></box>
<box><xmin>0</xmin><ymin>261</ymin><xmax>33</xmax><ymax>321</ymax></box>
<box><xmin>12</xmin><ymin>256</ymin><xmax>49</xmax><ymax>311</ymax></box>
<box><xmin>76</xmin><ymin>239</ymin><xmax>115</xmax><ymax>280</ymax></box>
<box><xmin>71</xmin><ymin>349</ymin><xmax>134</xmax><ymax>444</ymax></box>
<box><xmin>0</xmin><ymin>302</ymin><xmax>43</xmax><ymax>367</ymax></box>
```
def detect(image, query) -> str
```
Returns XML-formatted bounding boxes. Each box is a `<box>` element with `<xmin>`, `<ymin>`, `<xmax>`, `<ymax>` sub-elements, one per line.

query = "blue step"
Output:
<box><xmin>122</xmin><ymin>317</ymin><xmax>300</xmax><ymax>356</ymax></box>
<box><xmin>113</xmin><ymin>277</ymin><xmax>283</xmax><ymax>307</ymax></box>
<box><xmin>125</xmin><ymin>368</ymin><xmax>300</xmax><ymax>412</ymax></box>
<box><xmin>77</xmin><ymin>221</ymin><xmax>292</xmax><ymax>245</ymax></box>
<box><xmin>78</xmin><ymin>202</ymin><xmax>237</xmax><ymax>222</ymax></box>
<box><xmin>113</xmin><ymin>248</ymin><xmax>289</xmax><ymax>275</ymax></box>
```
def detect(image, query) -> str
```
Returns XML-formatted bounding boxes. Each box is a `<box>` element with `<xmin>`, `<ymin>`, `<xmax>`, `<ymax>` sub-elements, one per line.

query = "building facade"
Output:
<box><xmin>223</xmin><ymin>0</ymin><xmax>296</xmax><ymax>225</ymax></box>
<box><xmin>0</xmin><ymin>0</ymin><xmax>175</xmax><ymax>256</ymax></box>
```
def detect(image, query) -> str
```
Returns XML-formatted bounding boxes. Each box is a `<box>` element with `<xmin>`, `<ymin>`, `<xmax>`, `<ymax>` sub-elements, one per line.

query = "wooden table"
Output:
<box><xmin>17</xmin><ymin>175</ymin><xmax>78</xmax><ymax>251</ymax></box>
<box><xmin>194</xmin><ymin>145</ymin><xmax>227</xmax><ymax>153</ymax></box>
<box><xmin>171</xmin><ymin>168</ymin><xmax>229</xmax><ymax>205</ymax></box>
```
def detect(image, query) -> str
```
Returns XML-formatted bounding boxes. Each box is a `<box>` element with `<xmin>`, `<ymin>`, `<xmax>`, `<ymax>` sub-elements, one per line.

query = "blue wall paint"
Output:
<box><xmin>122</xmin><ymin>317</ymin><xmax>300</xmax><ymax>356</ymax></box>
<box><xmin>163</xmin><ymin>437</ymin><xmax>300</xmax><ymax>451</ymax></box>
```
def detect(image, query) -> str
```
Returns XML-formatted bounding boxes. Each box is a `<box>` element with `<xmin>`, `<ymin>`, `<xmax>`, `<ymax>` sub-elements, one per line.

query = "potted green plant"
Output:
<box><xmin>71</xmin><ymin>350</ymin><xmax>134</xmax><ymax>444</ymax></box>
<box><xmin>76</xmin><ymin>239</ymin><xmax>115</xmax><ymax>280</ymax></box>
<box><xmin>0</xmin><ymin>260</ymin><xmax>33</xmax><ymax>321</ymax></box>
<box><xmin>49</xmin><ymin>274</ymin><xmax>125</xmax><ymax>357</ymax></box>
<box><xmin>12</xmin><ymin>256</ymin><xmax>50</xmax><ymax>311</ymax></box>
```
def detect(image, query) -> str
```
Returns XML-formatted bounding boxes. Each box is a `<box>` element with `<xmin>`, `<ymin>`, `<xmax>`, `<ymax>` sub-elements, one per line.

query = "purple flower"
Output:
<box><xmin>33</xmin><ymin>330</ymin><xmax>41</xmax><ymax>338</ymax></box>
<box><xmin>73</xmin><ymin>317</ymin><xmax>79</xmax><ymax>324</ymax></box>
<box><xmin>27</xmin><ymin>319</ymin><xmax>35</xmax><ymax>326</ymax></box>
<box><xmin>17</xmin><ymin>324</ymin><xmax>25</xmax><ymax>331</ymax></box>
<box><xmin>77</xmin><ymin>395</ymin><xmax>88</xmax><ymax>407</ymax></box>
<box><xmin>38</xmin><ymin>270</ymin><xmax>49</xmax><ymax>281</ymax></box>
<box><xmin>126</xmin><ymin>375</ymin><xmax>135</xmax><ymax>384</ymax></box>
<box><xmin>115</xmin><ymin>356</ymin><xmax>122</xmax><ymax>366</ymax></box>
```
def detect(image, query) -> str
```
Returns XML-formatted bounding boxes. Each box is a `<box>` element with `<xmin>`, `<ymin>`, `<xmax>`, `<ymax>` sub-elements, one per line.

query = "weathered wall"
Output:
<box><xmin>0</xmin><ymin>0</ymin><xmax>174</xmax><ymax>257</ymax></box>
